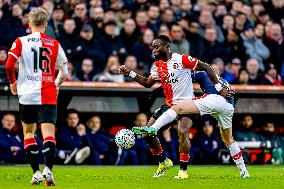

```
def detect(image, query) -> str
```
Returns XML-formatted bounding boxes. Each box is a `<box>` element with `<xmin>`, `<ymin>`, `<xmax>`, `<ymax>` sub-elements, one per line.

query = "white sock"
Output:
<box><xmin>151</xmin><ymin>109</ymin><xmax>177</xmax><ymax>130</ymax></box>
<box><xmin>228</xmin><ymin>141</ymin><xmax>246</xmax><ymax>172</ymax></box>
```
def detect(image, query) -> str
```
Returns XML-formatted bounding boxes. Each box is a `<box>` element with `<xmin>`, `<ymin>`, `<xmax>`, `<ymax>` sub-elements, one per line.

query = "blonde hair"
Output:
<box><xmin>28</xmin><ymin>7</ymin><xmax>48</xmax><ymax>27</ymax></box>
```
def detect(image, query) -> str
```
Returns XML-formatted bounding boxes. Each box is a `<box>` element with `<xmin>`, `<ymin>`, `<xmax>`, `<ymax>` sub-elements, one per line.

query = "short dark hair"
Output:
<box><xmin>66</xmin><ymin>109</ymin><xmax>79</xmax><ymax>118</ymax></box>
<box><xmin>156</xmin><ymin>35</ymin><xmax>171</xmax><ymax>44</ymax></box>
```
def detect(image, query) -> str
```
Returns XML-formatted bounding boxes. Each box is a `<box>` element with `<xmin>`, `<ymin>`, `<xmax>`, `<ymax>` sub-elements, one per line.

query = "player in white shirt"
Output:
<box><xmin>6</xmin><ymin>7</ymin><xmax>68</xmax><ymax>186</ymax></box>
<box><xmin>131</xmin><ymin>36</ymin><xmax>250</xmax><ymax>179</ymax></box>
<box><xmin>119</xmin><ymin>35</ymin><xmax>227</xmax><ymax>179</ymax></box>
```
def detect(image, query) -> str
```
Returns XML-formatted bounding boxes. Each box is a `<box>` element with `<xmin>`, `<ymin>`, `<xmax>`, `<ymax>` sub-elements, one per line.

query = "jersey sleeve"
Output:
<box><xmin>181</xmin><ymin>54</ymin><xmax>198</xmax><ymax>70</ymax></box>
<box><xmin>56</xmin><ymin>43</ymin><xmax>68</xmax><ymax>75</ymax></box>
<box><xmin>150</xmin><ymin>64</ymin><xmax>160</xmax><ymax>80</ymax></box>
<box><xmin>8</xmin><ymin>38</ymin><xmax>22</xmax><ymax>59</ymax></box>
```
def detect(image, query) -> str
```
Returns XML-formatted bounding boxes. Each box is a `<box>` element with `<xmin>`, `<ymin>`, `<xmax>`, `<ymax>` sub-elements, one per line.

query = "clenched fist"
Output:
<box><xmin>118</xmin><ymin>65</ymin><xmax>131</xmax><ymax>75</ymax></box>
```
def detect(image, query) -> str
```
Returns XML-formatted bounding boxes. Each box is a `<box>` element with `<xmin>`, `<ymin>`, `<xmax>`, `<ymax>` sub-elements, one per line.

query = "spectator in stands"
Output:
<box><xmin>76</xmin><ymin>58</ymin><xmax>95</xmax><ymax>82</ymax></box>
<box><xmin>158</xmin><ymin>23</ymin><xmax>170</xmax><ymax>36</ymax></box>
<box><xmin>161</xmin><ymin>7</ymin><xmax>175</xmax><ymax>28</ymax></box>
<box><xmin>246</xmin><ymin>58</ymin><xmax>263</xmax><ymax>85</ymax></box>
<box><xmin>86</xmin><ymin>116</ymin><xmax>114</xmax><ymax>164</ymax></box>
<box><xmin>135</xmin><ymin>10</ymin><xmax>149</xmax><ymax>33</ymax></box>
<box><xmin>66</xmin><ymin>62</ymin><xmax>80</xmax><ymax>82</ymax></box>
<box><xmin>147</xmin><ymin>4</ymin><xmax>161</xmax><ymax>34</ymax></box>
<box><xmin>104</xmin><ymin>9</ymin><xmax>117</xmax><ymax>23</ymax></box>
<box><xmin>45</xmin><ymin>3</ymin><xmax>64</xmax><ymax>39</ymax></box>
<box><xmin>133</xmin><ymin>113</ymin><xmax>149</xmax><ymax>165</ymax></box>
<box><xmin>254</xmin><ymin>23</ymin><xmax>265</xmax><ymax>40</ymax></box>
<box><xmin>98</xmin><ymin>20</ymin><xmax>128</xmax><ymax>62</ymax></box>
<box><xmin>120</xmin><ymin>18</ymin><xmax>140</xmax><ymax>53</ymax></box>
<box><xmin>180</xmin><ymin>0</ymin><xmax>192</xmax><ymax>19</ymax></box>
<box><xmin>132</xmin><ymin>28</ymin><xmax>155</xmax><ymax>73</ymax></box>
<box><xmin>9</xmin><ymin>3</ymin><xmax>27</xmax><ymax>40</ymax></box>
<box><xmin>203</xmin><ymin>27</ymin><xmax>224</xmax><ymax>64</ymax></box>
<box><xmin>117</xmin><ymin>6</ymin><xmax>132</xmax><ymax>28</ymax></box>
<box><xmin>56</xmin><ymin>109</ymin><xmax>95</xmax><ymax>165</ymax></box>
<box><xmin>89</xmin><ymin>6</ymin><xmax>105</xmax><ymax>38</ymax></box>
<box><xmin>79</xmin><ymin>24</ymin><xmax>106</xmax><ymax>73</ymax></box>
<box><xmin>221</xmin><ymin>14</ymin><xmax>234</xmax><ymax>37</ymax></box>
<box><xmin>170</xmin><ymin>24</ymin><xmax>190</xmax><ymax>54</ymax></box>
<box><xmin>262</xmin><ymin>64</ymin><xmax>282</xmax><ymax>85</ymax></box>
<box><xmin>234</xmin><ymin>12</ymin><xmax>250</xmax><ymax>33</ymax></box>
<box><xmin>241</xmin><ymin>25</ymin><xmax>270</xmax><ymax>71</ymax></box>
<box><xmin>59</xmin><ymin>18</ymin><xmax>83</xmax><ymax>67</ymax></box>
<box><xmin>183</xmin><ymin>19</ymin><xmax>205</xmax><ymax>59</ymax></box>
<box><xmin>0</xmin><ymin>114</ymin><xmax>25</xmax><ymax>164</ymax></box>
<box><xmin>198</xmin><ymin>10</ymin><xmax>224</xmax><ymax>43</ymax></box>
<box><xmin>93</xmin><ymin>55</ymin><xmax>124</xmax><ymax>82</ymax></box>
<box><xmin>73</xmin><ymin>2</ymin><xmax>88</xmax><ymax>33</ymax></box>
<box><xmin>214</xmin><ymin>3</ymin><xmax>227</xmax><ymax>26</ymax></box>
<box><xmin>159</xmin><ymin>0</ymin><xmax>170</xmax><ymax>12</ymax></box>
<box><xmin>230</xmin><ymin>0</ymin><xmax>243</xmax><ymax>15</ymax></box>
<box><xmin>225</xmin><ymin>58</ymin><xmax>242</xmax><ymax>80</ymax></box>
<box><xmin>232</xmin><ymin>69</ymin><xmax>249</xmax><ymax>85</ymax></box>
<box><xmin>263</xmin><ymin>23</ymin><xmax>284</xmax><ymax>73</ymax></box>
<box><xmin>0</xmin><ymin>47</ymin><xmax>7</xmax><ymax>65</ymax></box>
<box><xmin>223</xmin><ymin>29</ymin><xmax>247</xmax><ymax>64</ymax></box>
<box><xmin>234</xmin><ymin>115</ymin><xmax>260</xmax><ymax>141</ymax></box>
<box><xmin>211</xmin><ymin>58</ymin><xmax>235</xmax><ymax>83</ymax></box>
<box><xmin>259</xmin><ymin>121</ymin><xmax>283</xmax><ymax>164</ymax></box>
<box><xmin>194</xmin><ymin>120</ymin><xmax>223</xmax><ymax>164</ymax></box>
<box><xmin>257</xmin><ymin>10</ymin><xmax>271</xmax><ymax>26</ymax></box>
<box><xmin>123</xmin><ymin>55</ymin><xmax>138</xmax><ymax>82</ymax></box>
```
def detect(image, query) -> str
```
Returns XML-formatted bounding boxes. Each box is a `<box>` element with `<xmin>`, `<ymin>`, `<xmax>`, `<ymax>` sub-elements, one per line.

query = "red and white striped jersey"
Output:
<box><xmin>150</xmin><ymin>53</ymin><xmax>198</xmax><ymax>106</ymax></box>
<box><xmin>8</xmin><ymin>32</ymin><xmax>68</xmax><ymax>105</ymax></box>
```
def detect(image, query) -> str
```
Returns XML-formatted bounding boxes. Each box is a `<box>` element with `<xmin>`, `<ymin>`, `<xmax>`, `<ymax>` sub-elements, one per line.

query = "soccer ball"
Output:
<box><xmin>115</xmin><ymin>129</ymin><xmax>135</xmax><ymax>149</ymax></box>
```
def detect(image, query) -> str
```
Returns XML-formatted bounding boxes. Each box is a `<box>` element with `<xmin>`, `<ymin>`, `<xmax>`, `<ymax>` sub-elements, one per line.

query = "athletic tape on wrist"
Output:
<box><xmin>215</xmin><ymin>83</ymin><xmax>222</xmax><ymax>92</ymax></box>
<box><xmin>129</xmin><ymin>71</ymin><xmax>137</xmax><ymax>78</ymax></box>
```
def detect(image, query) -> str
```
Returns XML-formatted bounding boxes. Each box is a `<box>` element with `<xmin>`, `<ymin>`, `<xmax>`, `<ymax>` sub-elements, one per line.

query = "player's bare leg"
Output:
<box><xmin>41</xmin><ymin>123</ymin><xmax>56</xmax><ymax>186</ymax></box>
<box><xmin>220</xmin><ymin>128</ymin><xmax>250</xmax><ymax>178</ymax></box>
<box><xmin>23</xmin><ymin>123</ymin><xmax>43</xmax><ymax>185</ymax></box>
<box><xmin>140</xmin><ymin>117</ymin><xmax>173</xmax><ymax>177</ymax></box>
<box><xmin>174</xmin><ymin>117</ymin><xmax>192</xmax><ymax>179</ymax></box>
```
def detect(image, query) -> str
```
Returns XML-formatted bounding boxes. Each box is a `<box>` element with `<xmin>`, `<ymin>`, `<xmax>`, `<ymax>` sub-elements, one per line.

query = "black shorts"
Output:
<box><xmin>152</xmin><ymin>103</ymin><xmax>191</xmax><ymax>133</ymax></box>
<box><xmin>19</xmin><ymin>104</ymin><xmax>57</xmax><ymax>125</ymax></box>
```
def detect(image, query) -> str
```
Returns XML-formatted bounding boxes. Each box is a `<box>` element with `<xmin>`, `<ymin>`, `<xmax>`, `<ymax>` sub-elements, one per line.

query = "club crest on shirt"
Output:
<box><xmin>173</xmin><ymin>63</ymin><xmax>178</xmax><ymax>69</ymax></box>
<box><xmin>11</xmin><ymin>43</ymin><xmax>16</xmax><ymax>50</ymax></box>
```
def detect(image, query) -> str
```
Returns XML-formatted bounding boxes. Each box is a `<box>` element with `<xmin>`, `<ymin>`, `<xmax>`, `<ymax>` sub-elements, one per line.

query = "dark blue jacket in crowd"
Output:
<box><xmin>87</xmin><ymin>129</ymin><xmax>114</xmax><ymax>154</ymax></box>
<box><xmin>56</xmin><ymin>127</ymin><xmax>93</xmax><ymax>151</ymax></box>
<box><xmin>0</xmin><ymin>128</ymin><xmax>23</xmax><ymax>153</ymax></box>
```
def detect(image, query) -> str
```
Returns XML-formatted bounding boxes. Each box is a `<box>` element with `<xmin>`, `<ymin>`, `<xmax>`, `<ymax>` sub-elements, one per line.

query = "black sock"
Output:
<box><xmin>180</xmin><ymin>161</ymin><xmax>188</xmax><ymax>171</ymax></box>
<box><xmin>25</xmin><ymin>145</ymin><xmax>40</xmax><ymax>173</ymax></box>
<box><xmin>43</xmin><ymin>141</ymin><xmax>56</xmax><ymax>170</ymax></box>
<box><xmin>157</xmin><ymin>152</ymin><xmax>167</xmax><ymax>163</ymax></box>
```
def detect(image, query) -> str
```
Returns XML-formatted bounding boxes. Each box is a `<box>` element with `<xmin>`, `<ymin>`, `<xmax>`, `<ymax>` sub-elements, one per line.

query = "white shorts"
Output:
<box><xmin>193</xmin><ymin>94</ymin><xmax>234</xmax><ymax>129</ymax></box>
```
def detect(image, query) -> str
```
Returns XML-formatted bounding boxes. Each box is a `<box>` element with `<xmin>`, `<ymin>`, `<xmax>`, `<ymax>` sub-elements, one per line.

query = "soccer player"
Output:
<box><xmin>5</xmin><ymin>7</ymin><xmax>68</xmax><ymax>186</ymax></box>
<box><xmin>119</xmin><ymin>35</ymin><xmax>228</xmax><ymax>179</ymax></box>
<box><xmin>134</xmin><ymin>70</ymin><xmax>251</xmax><ymax>178</ymax></box>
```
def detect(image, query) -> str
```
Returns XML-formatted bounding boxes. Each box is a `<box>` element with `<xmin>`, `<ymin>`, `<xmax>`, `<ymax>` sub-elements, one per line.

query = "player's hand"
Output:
<box><xmin>118</xmin><ymin>65</ymin><xmax>130</xmax><ymax>75</ymax></box>
<box><xmin>10</xmin><ymin>81</ymin><xmax>17</xmax><ymax>95</ymax></box>
<box><xmin>226</xmin><ymin>89</ymin><xmax>235</xmax><ymax>99</ymax></box>
<box><xmin>219</xmin><ymin>88</ymin><xmax>229</xmax><ymax>97</ymax></box>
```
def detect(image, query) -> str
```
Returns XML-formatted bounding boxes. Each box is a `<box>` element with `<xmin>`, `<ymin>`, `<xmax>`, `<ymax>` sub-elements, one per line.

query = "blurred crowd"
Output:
<box><xmin>0</xmin><ymin>0</ymin><xmax>284</xmax><ymax>85</ymax></box>
<box><xmin>1</xmin><ymin>111</ymin><xmax>284</xmax><ymax>165</ymax></box>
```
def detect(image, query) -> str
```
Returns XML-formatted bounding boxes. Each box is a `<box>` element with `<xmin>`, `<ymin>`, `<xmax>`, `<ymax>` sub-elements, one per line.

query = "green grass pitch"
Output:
<box><xmin>0</xmin><ymin>165</ymin><xmax>283</xmax><ymax>189</ymax></box>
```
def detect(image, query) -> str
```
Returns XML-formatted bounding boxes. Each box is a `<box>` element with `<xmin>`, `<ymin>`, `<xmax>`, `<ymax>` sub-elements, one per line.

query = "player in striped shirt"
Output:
<box><xmin>119</xmin><ymin>35</ymin><xmax>227</xmax><ymax>179</ymax></box>
<box><xmin>6</xmin><ymin>7</ymin><xmax>68</xmax><ymax>186</ymax></box>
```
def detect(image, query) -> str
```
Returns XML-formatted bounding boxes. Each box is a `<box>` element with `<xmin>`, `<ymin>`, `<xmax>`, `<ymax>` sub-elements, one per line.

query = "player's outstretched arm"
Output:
<box><xmin>194</xmin><ymin>60</ymin><xmax>228</xmax><ymax>96</ymax></box>
<box><xmin>118</xmin><ymin>65</ymin><xmax>156</xmax><ymax>88</ymax></box>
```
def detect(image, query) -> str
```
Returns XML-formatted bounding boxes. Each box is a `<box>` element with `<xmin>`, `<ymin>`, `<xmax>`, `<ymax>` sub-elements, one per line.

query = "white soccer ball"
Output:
<box><xmin>115</xmin><ymin>129</ymin><xmax>135</xmax><ymax>149</ymax></box>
